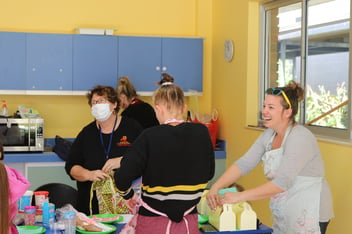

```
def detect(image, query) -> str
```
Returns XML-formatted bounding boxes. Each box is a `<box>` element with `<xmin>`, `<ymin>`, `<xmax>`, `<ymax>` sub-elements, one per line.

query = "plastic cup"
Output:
<box><xmin>24</xmin><ymin>206</ymin><xmax>36</xmax><ymax>225</ymax></box>
<box><xmin>64</xmin><ymin>211</ymin><xmax>76</xmax><ymax>234</ymax></box>
<box><xmin>34</xmin><ymin>191</ymin><xmax>49</xmax><ymax>209</ymax></box>
<box><xmin>18</xmin><ymin>190</ymin><xmax>33</xmax><ymax>212</ymax></box>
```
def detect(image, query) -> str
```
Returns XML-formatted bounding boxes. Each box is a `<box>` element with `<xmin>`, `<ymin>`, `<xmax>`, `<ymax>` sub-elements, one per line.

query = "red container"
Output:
<box><xmin>191</xmin><ymin>109</ymin><xmax>219</xmax><ymax>148</ymax></box>
<box><xmin>34</xmin><ymin>191</ymin><xmax>49</xmax><ymax>209</ymax></box>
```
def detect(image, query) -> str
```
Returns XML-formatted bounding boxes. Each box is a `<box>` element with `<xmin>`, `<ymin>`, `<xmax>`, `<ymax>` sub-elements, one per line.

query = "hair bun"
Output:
<box><xmin>157</xmin><ymin>73</ymin><xmax>174</xmax><ymax>86</ymax></box>
<box><xmin>287</xmin><ymin>80</ymin><xmax>305</xmax><ymax>102</ymax></box>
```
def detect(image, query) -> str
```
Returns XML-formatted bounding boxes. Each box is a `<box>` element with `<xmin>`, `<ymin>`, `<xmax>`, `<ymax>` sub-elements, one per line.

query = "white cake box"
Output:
<box><xmin>208</xmin><ymin>202</ymin><xmax>257</xmax><ymax>232</ymax></box>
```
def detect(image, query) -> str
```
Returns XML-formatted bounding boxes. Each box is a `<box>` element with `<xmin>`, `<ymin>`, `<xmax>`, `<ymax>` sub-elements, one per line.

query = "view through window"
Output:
<box><xmin>261</xmin><ymin>0</ymin><xmax>351</xmax><ymax>139</ymax></box>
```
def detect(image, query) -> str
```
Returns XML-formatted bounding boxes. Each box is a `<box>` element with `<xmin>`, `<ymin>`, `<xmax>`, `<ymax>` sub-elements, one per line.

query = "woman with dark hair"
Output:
<box><xmin>117</xmin><ymin>76</ymin><xmax>159</xmax><ymax>129</ymax></box>
<box><xmin>114</xmin><ymin>74</ymin><xmax>215</xmax><ymax>233</ymax></box>
<box><xmin>0</xmin><ymin>141</ymin><xmax>30</xmax><ymax>234</ymax></box>
<box><xmin>207</xmin><ymin>81</ymin><xmax>334</xmax><ymax>234</ymax></box>
<box><xmin>65</xmin><ymin>85</ymin><xmax>143</xmax><ymax>215</ymax></box>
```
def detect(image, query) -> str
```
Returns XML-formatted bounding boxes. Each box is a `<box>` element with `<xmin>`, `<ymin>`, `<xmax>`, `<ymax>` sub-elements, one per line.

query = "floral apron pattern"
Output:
<box><xmin>262</xmin><ymin>126</ymin><xmax>322</xmax><ymax>234</ymax></box>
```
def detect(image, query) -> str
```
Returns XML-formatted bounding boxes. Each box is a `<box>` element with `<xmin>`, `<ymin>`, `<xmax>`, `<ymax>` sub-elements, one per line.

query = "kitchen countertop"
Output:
<box><xmin>3</xmin><ymin>151</ymin><xmax>62</xmax><ymax>163</ymax></box>
<box><xmin>3</xmin><ymin>139</ymin><xmax>226</xmax><ymax>163</ymax></box>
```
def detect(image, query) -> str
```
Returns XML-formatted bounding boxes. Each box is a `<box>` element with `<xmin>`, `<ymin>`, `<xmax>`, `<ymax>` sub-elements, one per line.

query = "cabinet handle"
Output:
<box><xmin>155</xmin><ymin>66</ymin><xmax>161</xmax><ymax>71</ymax></box>
<box><xmin>59</xmin><ymin>68</ymin><xmax>63</xmax><ymax>72</ymax></box>
<box><xmin>32</xmin><ymin>68</ymin><xmax>36</xmax><ymax>72</ymax></box>
<box><xmin>162</xmin><ymin>66</ymin><xmax>167</xmax><ymax>71</ymax></box>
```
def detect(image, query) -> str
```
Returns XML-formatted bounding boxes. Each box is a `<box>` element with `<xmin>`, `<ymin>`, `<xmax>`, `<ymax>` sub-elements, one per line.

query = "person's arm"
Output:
<box><xmin>207</xmin><ymin>163</ymin><xmax>242</xmax><ymax>210</ymax></box>
<box><xmin>222</xmin><ymin>181</ymin><xmax>284</xmax><ymax>204</ymax></box>
<box><xmin>70</xmin><ymin>165</ymin><xmax>109</xmax><ymax>182</ymax></box>
<box><xmin>114</xmin><ymin>133</ymin><xmax>147</xmax><ymax>199</ymax></box>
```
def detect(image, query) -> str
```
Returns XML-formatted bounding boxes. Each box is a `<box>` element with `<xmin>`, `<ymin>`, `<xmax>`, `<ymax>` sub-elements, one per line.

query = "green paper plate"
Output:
<box><xmin>76</xmin><ymin>224</ymin><xmax>116</xmax><ymax>234</ymax></box>
<box><xmin>89</xmin><ymin>213</ymin><xmax>123</xmax><ymax>223</ymax></box>
<box><xmin>17</xmin><ymin>226</ymin><xmax>46</xmax><ymax>234</ymax></box>
<box><xmin>198</xmin><ymin>214</ymin><xmax>209</xmax><ymax>224</ymax></box>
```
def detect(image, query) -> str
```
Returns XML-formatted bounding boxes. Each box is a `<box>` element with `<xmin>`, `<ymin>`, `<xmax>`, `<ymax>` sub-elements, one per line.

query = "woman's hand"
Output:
<box><xmin>221</xmin><ymin>191</ymin><xmax>242</xmax><ymax>204</ymax></box>
<box><xmin>102</xmin><ymin>157</ymin><xmax>122</xmax><ymax>172</ymax></box>
<box><xmin>206</xmin><ymin>187</ymin><xmax>222</xmax><ymax>211</ymax></box>
<box><xmin>88</xmin><ymin>170</ymin><xmax>109</xmax><ymax>182</ymax></box>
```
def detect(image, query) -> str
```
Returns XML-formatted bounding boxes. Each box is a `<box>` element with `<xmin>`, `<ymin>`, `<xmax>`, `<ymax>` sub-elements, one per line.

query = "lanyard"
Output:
<box><xmin>99</xmin><ymin>116</ymin><xmax>118</xmax><ymax>160</ymax></box>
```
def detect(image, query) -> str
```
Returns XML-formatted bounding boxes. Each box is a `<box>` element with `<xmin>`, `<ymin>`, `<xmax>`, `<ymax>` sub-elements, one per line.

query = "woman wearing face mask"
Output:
<box><xmin>65</xmin><ymin>85</ymin><xmax>143</xmax><ymax>215</ymax></box>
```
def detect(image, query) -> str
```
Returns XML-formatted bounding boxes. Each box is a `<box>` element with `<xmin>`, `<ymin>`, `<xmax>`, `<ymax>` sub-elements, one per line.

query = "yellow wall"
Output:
<box><xmin>1</xmin><ymin>0</ymin><xmax>350</xmax><ymax>232</ymax></box>
<box><xmin>212</xmin><ymin>0</ymin><xmax>349</xmax><ymax>233</ymax></box>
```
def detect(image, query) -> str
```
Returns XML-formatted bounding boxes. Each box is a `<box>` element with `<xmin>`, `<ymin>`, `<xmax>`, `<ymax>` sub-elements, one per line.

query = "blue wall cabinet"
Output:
<box><xmin>118</xmin><ymin>36</ymin><xmax>161</xmax><ymax>92</ymax></box>
<box><xmin>26</xmin><ymin>33</ymin><xmax>73</xmax><ymax>90</ymax></box>
<box><xmin>0</xmin><ymin>32</ymin><xmax>26</xmax><ymax>90</ymax></box>
<box><xmin>73</xmin><ymin>35</ymin><xmax>118</xmax><ymax>90</ymax></box>
<box><xmin>118</xmin><ymin>36</ymin><xmax>203</xmax><ymax>93</ymax></box>
<box><xmin>162</xmin><ymin>37</ymin><xmax>203</xmax><ymax>92</ymax></box>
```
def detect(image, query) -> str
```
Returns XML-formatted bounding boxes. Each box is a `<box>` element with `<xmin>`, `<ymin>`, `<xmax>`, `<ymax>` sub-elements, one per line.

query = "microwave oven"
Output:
<box><xmin>0</xmin><ymin>118</ymin><xmax>44</xmax><ymax>152</ymax></box>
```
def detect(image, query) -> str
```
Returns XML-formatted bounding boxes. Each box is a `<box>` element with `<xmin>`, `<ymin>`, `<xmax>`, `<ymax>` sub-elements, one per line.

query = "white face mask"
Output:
<box><xmin>91</xmin><ymin>103</ymin><xmax>113</xmax><ymax>122</ymax></box>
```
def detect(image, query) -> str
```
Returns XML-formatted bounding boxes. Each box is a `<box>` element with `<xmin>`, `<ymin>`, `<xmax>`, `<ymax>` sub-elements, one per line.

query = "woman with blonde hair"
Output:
<box><xmin>114</xmin><ymin>73</ymin><xmax>215</xmax><ymax>233</ymax></box>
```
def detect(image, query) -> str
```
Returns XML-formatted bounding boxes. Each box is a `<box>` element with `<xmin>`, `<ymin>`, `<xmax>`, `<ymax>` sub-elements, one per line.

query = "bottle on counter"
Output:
<box><xmin>64</xmin><ymin>211</ymin><xmax>76</xmax><ymax>234</ymax></box>
<box><xmin>0</xmin><ymin>100</ymin><xmax>9</xmax><ymax>117</ymax></box>
<box><xmin>42</xmin><ymin>202</ymin><xmax>55</xmax><ymax>227</ymax></box>
<box><xmin>186</xmin><ymin>110</ymin><xmax>192</xmax><ymax>122</ymax></box>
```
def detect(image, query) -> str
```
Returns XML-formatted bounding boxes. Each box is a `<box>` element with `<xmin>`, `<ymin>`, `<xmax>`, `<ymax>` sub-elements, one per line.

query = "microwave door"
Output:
<box><xmin>0</xmin><ymin>122</ymin><xmax>29</xmax><ymax>151</ymax></box>
<box><xmin>0</xmin><ymin>118</ymin><xmax>44</xmax><ymax>152</ymax></box>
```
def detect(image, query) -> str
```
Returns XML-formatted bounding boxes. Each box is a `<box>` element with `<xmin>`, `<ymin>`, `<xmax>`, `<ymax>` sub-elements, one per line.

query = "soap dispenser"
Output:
<box><xmin>0</xmin><ymin>100</ymin><xmax>9</xmax><ymax>117</ymax></box>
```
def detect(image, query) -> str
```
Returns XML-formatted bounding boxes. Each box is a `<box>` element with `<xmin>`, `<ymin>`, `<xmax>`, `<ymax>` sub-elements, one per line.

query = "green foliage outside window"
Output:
<box><xmin>305</xmin><ymin>83</ymin><xmax>348</xmax><ymax>129</ymax></box>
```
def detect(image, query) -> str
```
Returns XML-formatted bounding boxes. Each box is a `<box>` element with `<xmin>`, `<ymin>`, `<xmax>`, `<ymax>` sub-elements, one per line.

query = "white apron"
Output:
<box><xmin>262</xmin><ymin>126</ymin><xmax>322</xmax><ymax>234</ymax></box>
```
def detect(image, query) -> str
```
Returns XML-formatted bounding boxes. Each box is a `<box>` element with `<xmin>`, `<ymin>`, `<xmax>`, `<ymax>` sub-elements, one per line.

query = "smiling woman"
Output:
<box><xmin>261</xmin><ymin>0</ymin><xmax>351</xmax><ymax>139</ymax></box>
<box><xmin>207</xmin><ymin>81</ymin><xmax>334</xmax><ymax>234</ymax></box>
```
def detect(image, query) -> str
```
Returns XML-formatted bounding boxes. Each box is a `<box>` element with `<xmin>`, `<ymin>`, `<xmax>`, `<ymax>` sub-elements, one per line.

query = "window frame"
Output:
<box><xmin>259</xmin><ymin>0</ymin><xmax>352</xmax><ymax>140</ymax></box>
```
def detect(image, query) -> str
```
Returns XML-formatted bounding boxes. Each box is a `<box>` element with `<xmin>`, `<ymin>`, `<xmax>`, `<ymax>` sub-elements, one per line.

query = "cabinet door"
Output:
<box><xmin>73</xmin><ymin>35</ymin><xmax>118</xmax><ymax>90</ymax></box>
<box><xmin>26</xmin><ymin>33</ymin><xmax>73</xmax><ymax>90</ymax></box>
<box><xmin>0</xmin><ymin>32</ymin><xmax>26</xmax><ymax>90</ymax></box>
<box><xmin>162</xmin><ymin>38</ymin><xmax>203</xmax><ymax>92</ymax></box>
<box><xmin>118</xmin><ymin>36</ymin><xmax>162</xmax><ymax>92</ymax></box>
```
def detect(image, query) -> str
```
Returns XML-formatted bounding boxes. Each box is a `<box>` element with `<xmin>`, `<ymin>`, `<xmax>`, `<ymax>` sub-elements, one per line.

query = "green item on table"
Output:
<box><xmin>198</xmin><ymin>214</ymin><xmax>209</xmax><ymax>224</ymax></box>
<box><xmin>16</xmin><ymin>226</ymin><xmax>46</xmax><ymax>234</ymax></box>
<box><xmin>218</xmin><ymin>187</ymin><xmax>238</xmax><ymax>196</ymax></box>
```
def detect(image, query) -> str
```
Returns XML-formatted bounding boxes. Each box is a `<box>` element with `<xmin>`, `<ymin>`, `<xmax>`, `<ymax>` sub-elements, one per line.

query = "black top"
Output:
<box><xmin>65</xmin><ymin>116</ymin><xmax>143</xmax><ymax>215</ymax></box>
<box><xmin>121</xmin><ymin>98</ymin><xmax>159</xmax><ymax>129</ymax></box>
<box><xmin>114</xmin><ymin>122</ymin><xmax>215</xmax><ymax>222</ymax></box>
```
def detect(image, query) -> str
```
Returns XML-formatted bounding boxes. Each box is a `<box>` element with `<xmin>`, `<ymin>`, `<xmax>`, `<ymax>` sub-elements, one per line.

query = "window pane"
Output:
<box><xmin>265</xmin><ymin>2</ymin><xmax>302</xmax><ymax>89</ymax></box>
<box><xmin>305</xmin><ymin>0</ymin><xmax>350</xmax><ymax>130</ymax></box>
